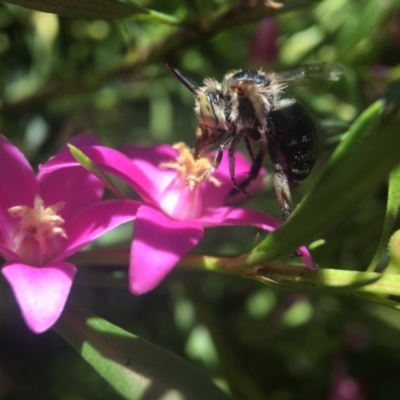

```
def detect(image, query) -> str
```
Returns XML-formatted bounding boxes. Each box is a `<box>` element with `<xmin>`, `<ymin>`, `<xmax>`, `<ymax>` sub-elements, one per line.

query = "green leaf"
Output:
<box><xmin>368</xmin><ymin>164</ymin><xmax>400</xmax><ymax>272</ymax></box>
<box><xmin>323</xmin><ymin>99</ymin><xmax>384</xmax><ymax>170</ymax></box>
<box><xmin>387</xmin><ymin>230</ymin><xmax>400</xmax><ymax>274</ymax></box>
<box><xmin>55</xmin><ymin>304</ymin><xmax>232</xmax><ymax>400</ymax></box>
<box><xmin>4</xmin><ymin>0</ymin><xmax>181</xmax><ymax>24</ymax></box>
<box><xmin>246</xmin><ymin>100</ymin><xmax>400</xmax><ymax>265</ymax></box>
<box><xmin>351</xmin><ymin>291</ymin><xmax>400</xmax><ymax>311</ymax></box>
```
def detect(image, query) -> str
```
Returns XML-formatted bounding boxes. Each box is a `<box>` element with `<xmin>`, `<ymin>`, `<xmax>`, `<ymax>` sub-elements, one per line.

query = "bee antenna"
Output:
<box><xmin>166</xmin><ymin>64</ymin><xmax>198</xmax><ymax>96</ymax></box>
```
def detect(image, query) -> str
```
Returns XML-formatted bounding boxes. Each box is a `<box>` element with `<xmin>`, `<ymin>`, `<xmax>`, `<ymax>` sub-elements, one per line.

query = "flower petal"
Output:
<box><xmin>200</xmin><ymin>206</ymin><xmax>280</xmax><ymax>230</ymax></box>
<box><xmin>37</xmin><ymin>135</ymin><xmax>104</xmax><ymax>220</ymax></box>
<box><xmin>2</xmin><ymin>261</ymin><xmax>77</xmax><ymax>333</ymax></box>
<box><xmin>129</xmin><ymin>205</ymin><xmax>204</xmax><ymax>295</ymax></box>
<box><xmin>0</xmin><ymin>242</ymin><xmax>20</xmax><ymax>261</ymax></box>
<box><xmin>38</xmin><ymin>161</ymin><xmax>104</xmax><ymax>221</ymax></box>
<box><xmin>216</xmin><ymin>149</ymin><xmax>264</xmax><ymax>182</ymax></box>
<box><xmin>61</xmin><ymin>199</ymin><xmax>141</xmax><ymax>259</ymax></box>
<box><xmin>200</xmin><ymin>206</ymin><xmax>316</xmax><ymax>270</ymax></box>
<box><xmin>41</xmin><ymin>146</ymin><xmax>159</xmax><ymax>203</ymax></box>
<box><xmin>205</xmin><ymin>150</ymin><xmax>267</xmax><ymax>208</ymax></box>
<box><xmin>0</xmin><ymin>135</ymin><xmax>37</xmax><ymax>214</ymax></box>
<box><xmin>298</xmin><ymin>248</ymin><xmax>317</xmax><ymax>271</ymax></box>
<box><xmin>122</xmin><ymin>144</ymin><xmax>178</xmax><ymax>197</ymax></box>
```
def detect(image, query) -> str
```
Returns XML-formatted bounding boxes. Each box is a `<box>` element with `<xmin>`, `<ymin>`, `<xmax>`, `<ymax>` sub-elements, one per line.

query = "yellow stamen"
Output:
<box><xmin>160</xmin><ymin>142</ymin><xmax>221</xmax><ymax>190</ymax></box>
<box><xmin>8</xmin><ymin>195</ymin><xmax>67</xmax><ymax>255</ymax></box>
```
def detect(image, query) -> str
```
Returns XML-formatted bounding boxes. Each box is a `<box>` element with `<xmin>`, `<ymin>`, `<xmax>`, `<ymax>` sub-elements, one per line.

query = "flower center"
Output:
<box><xmin>157</xmin><ymin>143</ymin><xmax>221</xmax><ymax>220</ymax></box>
<box><xmin>8</xmin><ymin>195</ymin><xmax>67</xmax><ymax>265</ymax></box>
<box><xmin>160</xmin><ymin>142</ymin><xmax>221</xmax><ymax>190</ymax></box>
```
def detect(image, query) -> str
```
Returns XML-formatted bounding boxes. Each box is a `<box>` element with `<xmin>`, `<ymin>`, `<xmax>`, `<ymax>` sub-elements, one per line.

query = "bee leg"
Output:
<box><xmin>266</xmin><ymin>133</ymin><xmax>292</xmax><ymax>221</ymax></box>
<box><xmin>273</xmin><ymin>165</ymin><xmax>292</xmax><ymax>221</ymax></box>
<box><xmin>228</xmin><ymin>128</ymin><xmax>266</xmax><ymax>197</ymax></box>
<box><xmin>227</xmin><ymin>130</ymin><xmax>249</xmax><ymax>196</ymax></box>
<box><xmin>199</xmin><ymin>134</ymin><xmax>235</xmax><ymax>180</ymax></box>
<box><xmin>244</xmin><ymin>136</ymin><xmax>256</xmax><ymax>162</ymax></box>
<box><xmin>228</xmin><ymin>148</ymin><xmax>266</xmax><ymax>197</ymax></box>
<box><xmin>272</xmin><ymin>165</ymin><xmax>304</xmax><ymax>258</ymax></box>
<box><xmin>267</xmin><ymin>137</ymin><xmax>302</xmax><ymax>256</ymax></box>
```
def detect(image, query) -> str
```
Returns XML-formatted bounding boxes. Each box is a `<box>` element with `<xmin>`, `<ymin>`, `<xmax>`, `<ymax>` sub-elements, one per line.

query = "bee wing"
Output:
<box><xmin>272</xmin><ymin>63</ymin><xmax>345</xmax><ymax>89</ymax></box>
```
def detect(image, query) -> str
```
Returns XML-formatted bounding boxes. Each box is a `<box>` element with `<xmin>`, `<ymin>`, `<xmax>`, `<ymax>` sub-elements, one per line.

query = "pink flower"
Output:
<box><xmin>327</xmin><ymin>355</ymin><xmax>365</xmax><ymax>400</ymax></box>
<box><xmin>249</xmin><ymin>18</ymin><xmax>279</xmax><ymax>66</ymax></box>
<box><xmin>43</xmin><ymin>141</ymin><xmax>315</xmax><ymax>296</ymax></box>
<box><xmin>0</xmin><ymin>134</ymin><xmax>138</xmax><ymax>333</ymax></box>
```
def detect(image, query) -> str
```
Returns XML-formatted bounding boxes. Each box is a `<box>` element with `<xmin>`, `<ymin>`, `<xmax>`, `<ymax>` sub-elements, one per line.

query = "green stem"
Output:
<box><xmin>180</xmin><ymin>255</ymin><xmax>400</xmax><ymax>306</ymax></box>
<box><xmin>72</xmin><ymin>250</ymin><xmax>400</xmax><ymax>308</ymax></box>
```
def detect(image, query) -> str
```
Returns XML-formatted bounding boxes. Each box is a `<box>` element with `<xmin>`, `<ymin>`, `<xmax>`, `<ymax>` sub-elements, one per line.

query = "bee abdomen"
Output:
<box><xmin>270</xmin><ymin>101</ymin><xmax>317</xmax><ymax>189</ymax></box>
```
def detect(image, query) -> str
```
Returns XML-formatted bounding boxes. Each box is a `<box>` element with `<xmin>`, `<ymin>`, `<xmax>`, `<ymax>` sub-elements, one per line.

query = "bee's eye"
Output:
<box><xmin>198</xmin><ymin>91</ymin><xmax>220</xmax><ymax>127</ymax></box>
<box><xmin>207</xmin><ymin>91</ymin><xmax>217</xmax><ymax>104</ymax></box>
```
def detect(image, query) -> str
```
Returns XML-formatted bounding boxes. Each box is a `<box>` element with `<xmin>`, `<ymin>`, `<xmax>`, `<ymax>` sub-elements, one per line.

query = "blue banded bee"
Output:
<box><xmin>166</xmin><ymin>63</ymin><xmax>344</xmax><ymax>220</ymax></box>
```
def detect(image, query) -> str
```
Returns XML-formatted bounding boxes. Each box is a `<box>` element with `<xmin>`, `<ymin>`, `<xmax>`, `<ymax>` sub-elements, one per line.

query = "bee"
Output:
<box><xmin>166</xmin><ymin>63</ymin><xmax>344</xmax><ymax>220</ymax></box>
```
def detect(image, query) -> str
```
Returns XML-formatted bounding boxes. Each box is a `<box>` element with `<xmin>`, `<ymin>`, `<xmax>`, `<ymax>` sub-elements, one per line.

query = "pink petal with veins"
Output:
<box><xmin>123</xmin><ymin>144</ymin><xmax>180</xmax><ymax>197</ymax></box>
<box><xmin>200</xmin><ymin>206</ymin><xmax>280</xmax><ymax>229</ymax></box>
<box><xmin>41</xmin><ymin>146</ymin><xmax>158</xmax><ymax>204</ymax></box>
<box><xmin>2</xmin><ymin>261</ymin><xmax>77</xmax><ymax>333</ymax></box>
<box><xmin>0</xmin><ymin>242</ymin><xmax>20</xmax><ymax>261</ymax></box>
<box><xmin>38</xmin><ymin>165</ymin><xmax>104</xmax><ymax>221</ymax></box>
<box><xmin>37</xmin><ymin>134</ymin><xmax>104</xmax><ymax>220</ymax></box>
<box><xmin>61</xmin><ymin>199</ymin><xmax>141</xmax><ymax>259</ymax></box>
<box><xmin>0</xmin><ymin>135</ymin><xmax>37</xmax><ymax>217</ymax></box>
<box><xmin>129</xmin><ymin>205</ymin><xmax>204</xmax><ymax>295</ymax></box>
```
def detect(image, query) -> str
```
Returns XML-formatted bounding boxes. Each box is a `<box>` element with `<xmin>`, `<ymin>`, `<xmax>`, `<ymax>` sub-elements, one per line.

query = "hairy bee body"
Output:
<box><xmin>268</xmin><ymin>101</ymin><xmax>317</xmax><ymax>219</ymax></box>
<box><xmin>223</xmin><ymin>70</ymin><xmax>281</xmax><ymax>131</ymax></box>
<box><xmin>166</xmin><ymin>63</ymin><xmax>343</xmax><ymax>220</ymax></box>
<box><xmin>270</xmin><ymin>102</ymin><xmax>317</xmax><ymax>189</ymax></box>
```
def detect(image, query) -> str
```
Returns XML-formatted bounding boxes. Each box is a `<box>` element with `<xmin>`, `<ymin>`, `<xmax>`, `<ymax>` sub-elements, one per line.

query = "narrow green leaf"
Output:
<box><xmin>246</xmin><ymin>101</ymin><xmax>400</xmax><ymax>266</ymax></box>
<box><xmin>351</xmin><ymin>292</ymin><xmax>400</xmax><ymax>311</ymax></box>
<box><xmin>368</xmin><ymin>164</ymin><xmax>400</xmax><ymax>272</ymax></box>
<box><xmin>68</xmin><ymin>144</ymin><xmax>127</xmax><ymax>199</ymax></box>
<box><xmin>4</xmin><ymin>0</ymin><xmax>181</xmax><ymax>24</ymax></box>
<box><xmin>55</xmin><ymin>304</ymin><xmax>232</xmax><ymax>400</ymax></box>
<box><xmin>323</xmin><ymin>100</ymin><xmax>384</xmax><ymax>170</ymax></box>
<box><xmin>386</xmin><ymin>230</ymin><xmax>400</xmax><ymax>274</ymax></box>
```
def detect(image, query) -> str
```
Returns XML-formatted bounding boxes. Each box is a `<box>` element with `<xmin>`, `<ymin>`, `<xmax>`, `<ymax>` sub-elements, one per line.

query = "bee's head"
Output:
<box><xmin>195</xmin><ymin>80</ymin><xmax>227</xmax><ymax>130</ymax></box>
<box><xmin>166</xmin><ymin>64</ymin><xmax>227</xmax><ymax>130</ymax></box>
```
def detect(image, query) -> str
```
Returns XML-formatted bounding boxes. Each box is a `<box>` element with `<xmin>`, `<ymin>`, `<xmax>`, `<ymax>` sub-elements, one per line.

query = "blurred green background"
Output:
<box><xmin>1</xmin><ymin>0</ymin><xmax>400</xmax><ymax>398</ymax></box>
